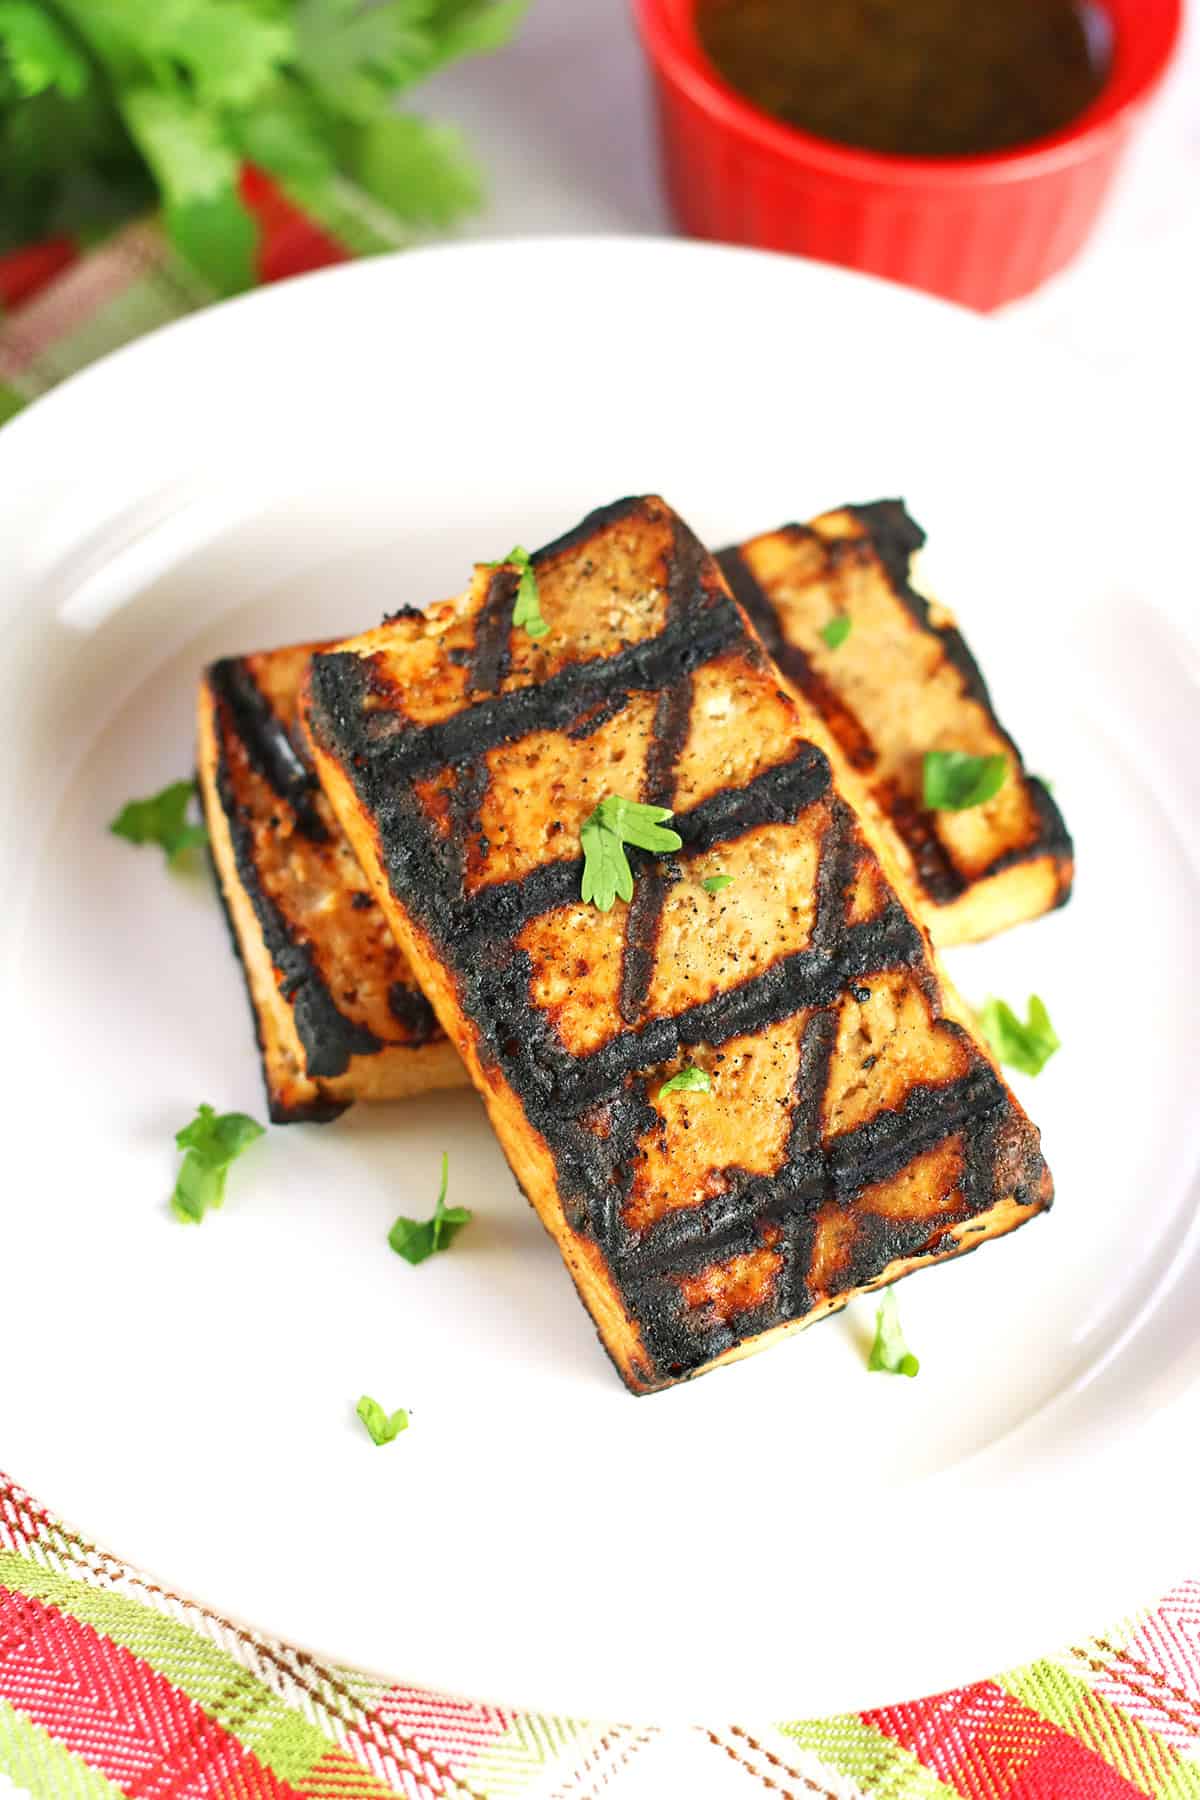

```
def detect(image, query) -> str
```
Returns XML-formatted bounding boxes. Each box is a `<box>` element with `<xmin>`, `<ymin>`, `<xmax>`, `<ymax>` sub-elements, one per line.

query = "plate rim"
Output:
<box><xmin>2</xmin><ymin>235</ymin><xmax>1197</xmax><ymax>1722</ymax></box>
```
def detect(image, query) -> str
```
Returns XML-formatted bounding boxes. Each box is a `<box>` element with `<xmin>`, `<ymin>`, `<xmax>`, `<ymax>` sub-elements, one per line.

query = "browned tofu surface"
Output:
<box><xmin>301</xmin><ymin>495</ymin><xmax>1053</xmax><ymax>1392</ymax></box>
<box><xmin>196</xmin><ymin>644</ymin><xmax>464</xmax><ymax>1122</ymax></box>
<box><xmin>718</xmin><ymin>502</ymin><xmax>1073</xmax><ymax>946</ymax></box>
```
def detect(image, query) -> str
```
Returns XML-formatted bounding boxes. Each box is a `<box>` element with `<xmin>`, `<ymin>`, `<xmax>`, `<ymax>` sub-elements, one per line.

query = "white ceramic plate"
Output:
<box><xmin>1</xmin><ymin>240</ymin><xmax>1198</xmax><ymax>1724</ymax></box>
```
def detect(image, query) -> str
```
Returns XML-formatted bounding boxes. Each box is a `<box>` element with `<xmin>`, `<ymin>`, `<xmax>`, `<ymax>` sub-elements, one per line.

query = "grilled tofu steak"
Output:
<box><xmin>301</xmin><ymin>495</ymin><xmax>1053</xmax><ymax>1392</ymax></box>
<box><xmin>196</xmin><ymin>644</ymin><xmax>464</xmax><ymax>1123</ymax></box>
<box><xmin>718</xmin><ymin>502</ymin><xmax>1073</xmax><ymax>947</ymax></box>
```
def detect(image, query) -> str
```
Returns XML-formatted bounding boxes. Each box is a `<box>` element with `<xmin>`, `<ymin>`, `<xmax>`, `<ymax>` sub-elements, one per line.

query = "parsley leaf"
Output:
<box><xmin>978</xmin><ymin>994</ymin><xmax>1060</xmax><ymax>1077</ymax></box>
<box><xmin>702</xmin><ymin>874</ymin><xmax>732</xmax><ymax>895</ymax></box>
<box><xmin>659</xmin><ymin>1066</ymin><xmax>712</xmax><ymax>1096</ymax></box>
<box><xmin>110</xmin><ymin>779</ymin><xmax>208</xmax><ymax>863</ymax></box>
<box><xmin>579</xmin><ymin>796</ymin><xmax>682</xmax><ymax>912</ymax></box>
<box><xmin>485</xmin><ymin>544</ymin><xmax>548</xmax><ymax>639</ymax></box>
<box><xmin>0</xmin><ymin>2</ymin><xmax>88</xmax><ymax>98</ymax></box>
<box><xmin>388</xmin><ymin>1152</ymin><xmax>472</xmax><ymax>1265</ymax></box>
<box><xmin>171</xmin><ymin>1103</ymin><xmax>264</xmax><ymax>1223</ymax></box>
<box><xmin>356</xmin><ymin>1394</ymin><xmax>409</xmax><ymax>1445</ymax></box>
<box><xmin>819</xmin><ymin>614</ymin><xmax>852</xmax><ymax>651</ymax></box>
<box><xmin>343</xmin><ymin>112</ymin><xmax>482</xmax><ymax>227</ymax></box>
<box><xmin>922</xmin><ymin>750</ymin><xmax>1008</xmax><ymax>812</ymax></box>
<box><xmin>868</xmin><ymin>1288</ymin><xmax>920</xmax><ymax>1377</ymax></box>
<box><xmin>0</xmin><ymin>0</ymin><xmax>525</xmax><ymax>282</ymax></box>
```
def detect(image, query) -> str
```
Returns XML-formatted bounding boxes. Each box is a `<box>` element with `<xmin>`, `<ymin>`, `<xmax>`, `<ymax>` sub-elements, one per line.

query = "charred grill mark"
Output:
<box><xmin>618</xmin><ymin>677</ymin><xmax>694</xmax><ymax>1025</ymax></box>
<box><xmin>873</xmin><ymin>775</ymin><xmax>966</xmax><ymax>905</ymax></box>
<box><xmin>212</xmin><ymin>708</ymin><xmax>383</xmax><ymax>1085</ymax></box>
<box><xmin>305</xmin><ymin>501</ymin><xmax>1054</xmax><ymax>1384</ymax></box>
<box><xmin>508</xmin><ymin>903</ymin><xmax>924</xmax><ymax>1115</ymax></box>
<box><xmin>530</xmin><ymin>493</ymin><xmax>663</xmax><ymax>565</ymax></box>
<box><xmin>788</xmin><ymin>1006</ymin><xmax>841</xmax><ymax>1158</ymax></box>
<box><xmin>978</xmin><ymin>775</ymin><xmax>1075</xmax><ymax>891</ymax></box>
<box><xmin>716</xmin><ymin>547</ymin><xmax>877</xmax><ymax>771</ymax></box>
<box><xmin>444</xmin><ymin>758</ymin><xmax>493</xmax><ymax>896</ymax></box>
<box><xmin>309</xmin><ymin>599</ymin><xmax>744</xmax><ymax>786</ymax></box>
<box><xmin>567</xmin><ymin>693</ymin><xmax>632</xmax><ymax>739</ymax></box>
<box><xmin>847</xmin><ymin>497</ymin><xmax>1076</xmax><ymax>887</ymax></box>
<box><xmin>206</xmin><ymin>837</ymin><xmax>347</xmax><ymax>1123</ymax></box>
<box><xmin>210</xmin><ymin>658</ymin><xmax>329</xmax><ymax>842</ymax></box>
<box><xmin>465</xmin><ymin>746</ymin><xmax>835</xmax><ymax>945</ymax></box>
<box><xmin>724</xmin><ymin>511</ymin><xmax>1076</xmax><ymax>898</ymax></box>
<box><xmin>468</xmin><ymin>565</ymin><xmax>518</xmax><ymax>693</ymax></box>
<box><xmin>387</xmin><ymin>982</ymin><xmax>440</xmax><ymax>1045</ymax></box>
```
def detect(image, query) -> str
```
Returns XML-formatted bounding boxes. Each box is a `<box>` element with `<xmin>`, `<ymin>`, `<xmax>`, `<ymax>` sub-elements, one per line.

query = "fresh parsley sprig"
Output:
<box><xmin>922</xmin><ymin>750</ymin><xmax>1008</xmax><ymax>812</ymax></box>
<box><xmin>0</xmin><ymin>0</ymin><xmax>528</xmax><ymax>286</ymax></box>
<box><xmin>978</xmin><ymin>994</ymin><xmax>1060</xmax><ymax>1077</ymax></box>
<box><xmin>356</xmin><ymin>1395</ymin><xmax>409</xmax><ymax>1446</ymax></box>
<box><xmin>111</xmin><ymin>779</ymin><xmax>208</xmax><ymax>863</ymax></box>
<box><xmin>485</xmin><ymin>545</ymin><xmax>548</xmax><ymax>639</ymax></box>
<box><xmin>659</xmin><ymin>1066</ymin><xmax>712</xmax><ymax>1097</ymax></box>
<box><xmin>388</xmin><ymin>1151</ymin><xmax>472</xmax><ymax>1264</ymax></box>
<box><xmin>867</xmin><ymin>1288</ymin><xmax>920</xmax><ymax>1377</ymax></box>
<box><xmin>171</xmin><ymin>1103</ymin><xmax>264</xmax><ymax>1223</ymax></box>
<box><xmin>580</xmin><ymin>795</ymin><xmax>682</xmax><ymax>912</ymax></box>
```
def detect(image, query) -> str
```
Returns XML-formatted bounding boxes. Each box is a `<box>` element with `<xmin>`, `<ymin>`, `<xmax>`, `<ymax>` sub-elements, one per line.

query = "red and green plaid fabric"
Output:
<box><xmin>4</xmin><ymin>1467</ymin><xmax>1200</xmax><ymax>1798</ymax></box>
<box><xmin>4</xmin><ymin>210</ymin><xmax>1200</xmax><ymax>1799</ymax></box>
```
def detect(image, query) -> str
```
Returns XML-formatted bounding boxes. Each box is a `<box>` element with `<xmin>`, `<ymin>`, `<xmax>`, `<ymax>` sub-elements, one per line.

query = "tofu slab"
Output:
<box><xmin>197</xmin><ymin>644</ymin><xmax>463</xmax><ymax>1122</ymax></box>
<box><xmin>301</xmin><ymin>495</ymin><xmax>1053</xmax><ymax>1391</ymax></box>
<box><xmin>718</xmin><ymin>502</ymin><xmax>1074</xmax><ymax>946</ymax></box>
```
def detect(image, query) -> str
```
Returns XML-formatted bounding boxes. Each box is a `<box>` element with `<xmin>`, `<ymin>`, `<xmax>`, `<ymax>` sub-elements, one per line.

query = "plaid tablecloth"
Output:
<box><xmin>3</xmin><ymin>209</ymin><xmax>1200</xmax><ymax>1800</ymax></box>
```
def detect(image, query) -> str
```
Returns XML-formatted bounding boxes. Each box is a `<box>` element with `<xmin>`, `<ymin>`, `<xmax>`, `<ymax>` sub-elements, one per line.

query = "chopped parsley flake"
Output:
<box><xmin>111</xmin><ymin>779</ymin><xmax>207</xmax><ymax>862</ymax></box>
<box><xmin>819</xmin><ymin>615</ymin><xmax>852</xmax><ymax>651</ymax></box>
<box><xmin>922</xmin><ymin>750</ymin><xmax>1008</xmax><ymax>812</ymax></box>
<box><xmin>486</xmin><ymin>545</ymin><xmax>548</xmax><ymax>639</ymax></box>
<box><xmin>356</xmin><ymin>1395</ymin><xmax>409</xmax><ymax>1446</ymax></box>
<box><xmin>388</xmin><ymin>1152</ymin><xmax>472</xmax><ymax>1264</ymax></box>
<box><xmin>579</xmin><ymin>795</ymin><xmax>682</xmax><ymax>912</ymax></box>
<box><xmin>978</xmin><ymin>994</ymin><xmax>1060</xmax><ymax>1077</ymax></box>
<box><xmin>659</xmin><ymin>1066</ymin><xmax>712</xmax><ymax>1096</ymax></box>
<box><xmin>868</xmin><ymin>1288</ymin><xmax>920</xmax><ymax>1377</ymax></box>
<box><xmin>171</xmin><ymin>1104</ymin><xmax>264</xmax><ymax>1223</ymax></box>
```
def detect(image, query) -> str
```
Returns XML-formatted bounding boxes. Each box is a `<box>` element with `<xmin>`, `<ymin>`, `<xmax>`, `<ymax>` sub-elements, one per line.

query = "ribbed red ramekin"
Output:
<box><xmin>631</xmin><ymin>0</ymin><xmax>1182</xmax><ymax>310</ymax></box>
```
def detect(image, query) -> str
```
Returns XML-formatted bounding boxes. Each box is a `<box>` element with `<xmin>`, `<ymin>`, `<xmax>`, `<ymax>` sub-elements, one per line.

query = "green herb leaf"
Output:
<box><xmin>143</xmin><ymin>4</ymin><xmax>292</xmax><ymax>109</ymax></box>
<box><xmin>166</xmin><ymin>188</ymin><xmax>256</xmax><ymax>295</ymax></box>
<box><xmin>346</xmin><ymin>112</ymin><xmax>482</xmax><ymax>228</ymax></box>
<box><xmin>294</xmin><ymin>0</ymin><xmax>438</xmax><ymax>121</ymax></box>
<box><xmin>485</xmin><ymin>544</ymin><xmax>548</xmax><ymax>639</ymax></box>
<box><xmin>702</xmin><ymin>874</ymin><xmax>733</xmax><ymax>895</ymax></box>
<box><xmin>171</xmin><ymin>1103</ymin><xmax>264</xmax><ymax>1223</ymax></box>
<box><xmin>110</xmin><ymin>779</ymin><xmax>208</xmax><ymax>862</ymax></box>
<box><xmin>227</xmin><ymin>83</ymin><xmax>336</xmax><ymax>185</ymax></box>
<box><xmin>659</xmin><ymin>1066</ymin><xmax>712</xmax><ymax>1096</ymax></box>
<box><xmin>117</xmin><ymin>86</ymin><xmax>239</xmax><ymax>206</ymax></box>
<box><xmin>579</xmin><ymin>796</ymin><xmax>682</xmax><ymax>912</ymax></box>
<box><xmin>868</xmin><ymin>1288</ymin><xmax>920</xmax><ymax>1377</ymax></box>
<box><xmin>922</xmin><ymin>750</ymin><xmax>1008</xmax><ymax>812</ymax></box>
<box><xmin>819</xmin><ymin>614</ymin><xmax>852</xmax><ymax>652</ymax></box>
<box><xmin>388</xmin><ymin>1152</ymin><xmax>472</xmax><ymax>1265</ymax></box>
<box><xmin>425</xmin><ymin>0</ymin><xmax>529</xmax><ymax>65</ymax></box>
<box><xmin>978</xmin><ymin>994</ymin><xmax>1060</xmax><ymax>1078</ymax></box>
<box><xmin>0</xmin><ymin>2</ymin><xmax>89</xmax><ymax>99</ymax></box>
<box><xmin>356</xmin><ymin>1394</ymin><xmax>409</xmax><ymax>1445</ymax></box>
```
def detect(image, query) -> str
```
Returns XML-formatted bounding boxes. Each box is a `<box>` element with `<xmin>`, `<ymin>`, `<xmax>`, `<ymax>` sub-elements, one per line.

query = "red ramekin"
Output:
<box><xmin>631</xmin><ymin>0</ymin><xmax>1182</xmax><ymax>310</ymax></box>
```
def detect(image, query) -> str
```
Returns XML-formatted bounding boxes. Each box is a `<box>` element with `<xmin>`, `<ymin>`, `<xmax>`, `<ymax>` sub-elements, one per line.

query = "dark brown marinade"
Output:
<box><xmin>696</xmin><ymin>0</ymin><xmax>1108</xmax><ymax>160</ymax></box>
